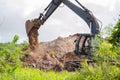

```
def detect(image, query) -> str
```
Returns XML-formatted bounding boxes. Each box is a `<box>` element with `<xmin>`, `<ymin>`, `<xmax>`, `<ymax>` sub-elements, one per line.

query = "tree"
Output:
<box><xmin>109</xmin><ymin>16</ymin><xmax>120</xmax><ymax>47</ymax></box>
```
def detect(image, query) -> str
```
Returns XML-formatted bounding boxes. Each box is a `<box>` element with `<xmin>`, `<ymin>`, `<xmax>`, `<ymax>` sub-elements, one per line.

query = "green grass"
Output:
<box><xmin>0</xmin><ymin>35</ymin><xmax>120</xmax><ymax>80</ymax></box>
<box><xmin>0</xmin><ymin>65</ymin><xmax>120</xmax><ymax>80</ymax></box>
<box><xmin>0</xmin><ymin>68</ymin><xmax>73</xmax><ymax>80</ymax></box>
<box><xmin>66</xmin><ymin>62</ymin><xmax>120</xmax><ymax>80</ymax></box>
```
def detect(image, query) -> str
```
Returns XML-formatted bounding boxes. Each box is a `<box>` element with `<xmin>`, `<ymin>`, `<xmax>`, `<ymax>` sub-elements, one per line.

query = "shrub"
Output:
<box><xmin>0</xmin><ymin>35</ymin><xmax>25</xmax><ymax>73</ymax></box>
<box><xmin>109</xmin><ymin>17</ymin><xmax>120</xmax><ymax>47</ymax></box>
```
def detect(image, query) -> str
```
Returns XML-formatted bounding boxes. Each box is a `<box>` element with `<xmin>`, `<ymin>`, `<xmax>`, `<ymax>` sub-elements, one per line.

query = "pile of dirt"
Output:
<box><xmin>23</xmin><ymin>19</ymin><xmax>93</xmax><ymax>71</ymax></box>
<box><xmin>22</xmin><ymin>33</ymin><xmax>92</xmax><ymax>71</ymax></box>
<box><xmin>40</xmin><ymin>34</ymin><xmax>80</xmax><ymax>57</ymax></box>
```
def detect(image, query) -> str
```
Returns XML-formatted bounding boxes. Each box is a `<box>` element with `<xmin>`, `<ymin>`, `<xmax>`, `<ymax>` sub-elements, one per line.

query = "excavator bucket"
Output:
<box><xmin>25</xmin><ymin>20</ymin><xmax>34</xmax><ymax>36</ymax></box>
<box><xmin>25</xmin><ymin>19</ymin><xmax>42</xmax><ymax>51</ymax></box>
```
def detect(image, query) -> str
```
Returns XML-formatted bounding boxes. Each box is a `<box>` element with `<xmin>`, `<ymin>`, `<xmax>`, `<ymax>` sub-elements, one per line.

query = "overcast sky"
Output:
<box><xmin>0</xmin><ymin>0</ymin><xmax>120</xmax><ymax>43</ymax></box>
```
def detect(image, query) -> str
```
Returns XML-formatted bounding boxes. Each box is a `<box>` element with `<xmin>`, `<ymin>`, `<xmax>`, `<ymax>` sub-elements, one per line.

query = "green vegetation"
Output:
<box><xmin>0</xmin><ymin>18</ymin><xmax>120</xmax><ymax>80</ymax></box>
<box><xmin>0</xmin><ymin>35</ymin><xmax>72</xmax><ymax>80</ymax></box>
<box><xmin>109</xmin><ymin>17</ymin><xmax>120</xmax><ymax>47</ymax></box>
<box><xmin>0</xmin><ymin>35</ymin><xmax>120</xmax><ymax>80</ymax></box>
<box><xmin>67</xmin><ymin>41</ymin><xmax>120</xmax><ymax>80</ymax></box>
<box><xmin>0</xmin><ymin>35</ymin><xmax>25</xmax><ymax>73</ymax></box>
<box><xmin>0</xmin><ymin>68</ymin><xmax>72</xmax><ymax>80</ymax></box>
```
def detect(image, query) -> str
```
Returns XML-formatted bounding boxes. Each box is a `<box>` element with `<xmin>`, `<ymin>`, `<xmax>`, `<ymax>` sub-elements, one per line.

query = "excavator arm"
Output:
<box><xmin>63</xmin><ymin>0</ymin><xmax>99</xmax><ymax>35</ymax></box>
<box><xmin>38</xmin><ymin>0</ymin><xmax>63</xmax><ymax>25</ymax></box>
<box><xmin>26</xmin><ymin>0</ymin><xmax>100</xmax><ymax>55</ymax></box>
<box><xmin>37</xmin><ymin>0</ymin><xmax>99</xmax><ymax>35</ymax></box>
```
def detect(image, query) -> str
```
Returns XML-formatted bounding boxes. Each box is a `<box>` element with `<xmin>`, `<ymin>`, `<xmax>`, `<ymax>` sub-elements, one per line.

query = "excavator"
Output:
<box><xmin>25</xmin><ymin>0</ymin><xmax>100</xmax><ymax>55</ymax></box>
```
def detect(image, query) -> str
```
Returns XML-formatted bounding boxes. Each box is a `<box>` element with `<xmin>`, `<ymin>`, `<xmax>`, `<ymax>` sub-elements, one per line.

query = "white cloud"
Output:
<box><xmin>0</xmin><ymin>0</ymin><xmax>120</xmax><ymax>43</ymax></box>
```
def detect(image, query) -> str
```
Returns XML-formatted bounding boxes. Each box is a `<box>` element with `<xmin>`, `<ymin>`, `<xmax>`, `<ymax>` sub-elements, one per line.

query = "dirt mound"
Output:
<box><xmin>24</xmin><ymin>19</ymin><xmax>92</xmax><ymax>71</ymax></box>
<box><xmin>22</xmin><ymin>33</ymin><xmax>92</xmax><ymax>71</ymax></box>
<box><xmin>40</xmin><ymin>34</ymin><xmax>80</xmax><ymax>57</ymax></box>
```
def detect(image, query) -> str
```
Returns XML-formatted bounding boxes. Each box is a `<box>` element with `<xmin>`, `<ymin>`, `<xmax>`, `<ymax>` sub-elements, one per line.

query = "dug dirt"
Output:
<box><xmin>23</xmin><ymin>19</ymin><xmax>92</xmax><ymax>71</ymax></box>
<box><xmin>21</xmin><ymin>33</ymin><xmax>92</xmax><ymax>71</ymax></box>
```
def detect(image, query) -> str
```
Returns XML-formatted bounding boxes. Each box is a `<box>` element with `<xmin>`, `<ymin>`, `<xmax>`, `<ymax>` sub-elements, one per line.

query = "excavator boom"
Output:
<box><xmin>25</xmin><ymin>0</ymin><xmax>100</xmax><ymax>55</ymax></box>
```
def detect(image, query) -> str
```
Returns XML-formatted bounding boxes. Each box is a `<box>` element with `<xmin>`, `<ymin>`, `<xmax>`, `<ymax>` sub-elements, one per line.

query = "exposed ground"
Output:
<box><xmin>22</xmin><ymin>20</ymin><xmax>92</xmax><ymax>71</ymax></box>
<box><xmin>21</xmin><ymin>34</ymin><xmax>92</xmax><ymax>71</ymax></box>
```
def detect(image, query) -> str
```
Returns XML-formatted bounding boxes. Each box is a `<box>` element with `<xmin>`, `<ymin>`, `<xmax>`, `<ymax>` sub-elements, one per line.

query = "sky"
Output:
<box><xmin>0</xmin><ymin>0</ymin><xmax>120</xmax><ymax>43</ymax></box>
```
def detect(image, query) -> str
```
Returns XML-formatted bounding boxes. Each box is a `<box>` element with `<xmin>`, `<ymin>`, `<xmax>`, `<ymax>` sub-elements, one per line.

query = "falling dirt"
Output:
<box><xmin>25</xmin><ymin>19</ymin><xmax>45</xmax><ymax>59</ymax></box>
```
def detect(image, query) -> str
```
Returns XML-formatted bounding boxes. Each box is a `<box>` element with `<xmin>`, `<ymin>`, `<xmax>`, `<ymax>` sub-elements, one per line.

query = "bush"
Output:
<box><xmin>0</xmin><ymin>35</ymin><xmax>26</xmax><ymax>73</ymax></box>
<box><xmin>66</xmin><ymin>40</ymin><xmax>120</xmax><ymax>80</ymax></box>
<box><xmin>109</xmin><ymin>17</ymin><xmax>120</xmax><ymax>47</ymax></box>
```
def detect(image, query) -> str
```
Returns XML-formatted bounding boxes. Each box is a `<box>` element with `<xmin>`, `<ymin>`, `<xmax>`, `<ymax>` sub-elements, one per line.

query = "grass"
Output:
<box><xmin>0</xmin><ymin>35</ymin><xmax>120</xmax><ymax>80</ymax></box>
<box><xmin>0</xmin><ymin>68</ymin><xmax>72</xmax><ymax>80</ymax></box>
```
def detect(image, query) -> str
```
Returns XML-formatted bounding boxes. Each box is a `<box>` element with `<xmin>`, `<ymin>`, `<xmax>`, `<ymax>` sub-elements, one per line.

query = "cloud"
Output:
<box><xmin>0</xmin><ymin>0</ymin><xmax>120</xmax><ymax>43</ymax></box>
